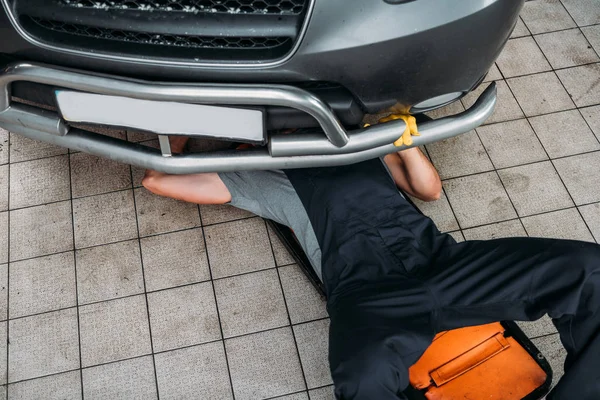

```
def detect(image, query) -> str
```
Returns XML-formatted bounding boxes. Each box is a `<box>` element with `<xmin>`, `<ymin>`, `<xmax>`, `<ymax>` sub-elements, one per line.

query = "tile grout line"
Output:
<box><xmin>5</xmin><ymin>130</ymin><xmax>9</xmax><ymax>393</ymax></box>
<box><xmin>197</xmin><ymin>204</ymin><xmax>237</xmax><ymax>400</ymax></box>
<box><xmin>65</xmin><ymin>145</ymin><xmax>85</xmax><ymax>399</ymax></box>
<box><xmin>128</xmin><ymin>167</ymin><xmax>161</xmax><ymax>399</ymax></box>
<box><xmin>264</xmin><ymin>220</ymin><xmax>311</xmax><ymax>394</ymax></box>
<box><xmin>558</xmin><ymin>1</ymin><xmax>600</xmax><ymax>54</ymax></box>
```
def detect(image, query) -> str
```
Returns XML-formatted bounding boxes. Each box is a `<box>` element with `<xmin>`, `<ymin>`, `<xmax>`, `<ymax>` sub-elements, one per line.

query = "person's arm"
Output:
<box><xmin>142</xmin><ymin>170</ymin><xmax>232</xmax><ymax>204</ymax></box>
<box><xmin>383</xmin><ymin>147</ymin><xmax>442</xmax><ymax>202</ymax></box>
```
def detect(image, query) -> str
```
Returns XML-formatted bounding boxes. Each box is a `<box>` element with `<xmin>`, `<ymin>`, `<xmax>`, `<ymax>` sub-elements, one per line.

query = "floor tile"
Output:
<box><xmin>76</xmin><ymin>240</ymin><xmax>144</xmax><ymax>304</ymax></box>
<box><xmin>0</xmin><ymin>265</ymin><xmax>5</xmax><ymax>321</ymax></box>
<box><xmin>279</xmin><ymin>264</ymin><xmax>327</xmax><ymax>325</ymax></box>
<box><xmin>134</xmin><ymin>188</ymin><xmax>201</xmax><ymax>237</ymax></box>
<box><xmin>581</xmin><ymin>105</ymin><xmax>600</xmax><ymax>141</ymax></box>
<box><xmin>483</xmin><ymin>64</ymin><xmax>502</xmax><ymax>82</ymax></box>
<box><xmin>522</xmin><ymin>208</ymin><xmax>594</xmax><ymax>241</ymax></box>
<box><xmin>70</xmin><ymin>153</ymin><xmax>132</xmax><ymax>198</ymax></box>
<box><xmin>8</xmin><ymin>308</ymin><xmax>79</xmax><ymax>382</ymax></box>
<box><xmin>531</xmin><ymin>333</ymin><xmax>565</xmax><ymax>387</ymax></box>
<box><xmin>9</xmin><ymin>156</ymin><xmax>70</xmax><ymax>209</ymax></box>
<box><xmin>215</xmin><ymin>269</ymin><xmax>288</xmax><ymax>338</ymax></box>
<box><xmin>517</xmin><ymin>315</ymin><xmax>557</xmax><ymax>339</ymax></box>
<box><xmin>200</xmin><ymin>203</ymin><xmax>255</xmax><ymax>226</ymax></box>
<box><xmin>0</xmin><ymin>323</ymin><xmax>5</xmax><ymax>384</ymax></box>
<box><xmin>461</xmin><ymin>81</ymin><xmax>524</xmax><ymax>124</ymax></box>
<box><xmin>529</xmin><ymin>110</ymin><xmax>600</xmax><ymax>158</ymax></box>
<box><xmin>293</xmin><ymin>319</ymin><xmax>332</xmax><ymax>389</ymax></box>
<box><xmin>155</xmin><ymin>342</ymin><xmax>233</xmax><ymax>400</ymax></box>
<box><xmin>425</xmin><ymin>131</ymin><xmax>494</xmax><ymax>180</ymax></box>
<box><xmin>553</xmin><ymin>151</ymin><xmax>600</xmax><ymax>205</ymax></box>
<box><xmin>8</xmin><ymin>370</ymin><xmax>81</xmax><ymax>400</ymax></box>
<box><xmin>444</xmin><ymin>172</ymin><xmax>517</xmax><ymax>229</ymax></box>
<box><xmin>498</xmin><ymin>161</ymin><xmax>573</xmax><ymax>216</ymax></box>
<box><xmin>82</xmin><ymin>355</ymin><xmax>157</xmax><ymax>400</ymax></box>
<box><xmin>463</xmin><ymin>219</ymin><xmax>527</xmax><ymax>241</ymax></box>
<box><xmin>268</xmin><ymin>224</ymin><xmax>296</xmax><ymax>267</ymax></box>
<box><xmin>9</xmin><ymin>252</ymin><xmax>76</xmax><ymax>318</ymax></box>
<box><xmin>410</xmin><ymin>191</ymin><xmax>459</xmax><ymax>233</ymax></box>
<box><xmin>579</xmin><ymin>202</ymin><xmax>600</xmax><ymax>242</ymax></box>
<box><xmin>477</xmin><ymin>119</ymin><xmax>548</xmax><ymax>169</ymax></box>
<box><xmin>9</xmin><ymin>134</ymin><xmax>67</xmax><ymax>163</ymax></box>
<box><xmin>79</xmin><ymin>295</ymin><xmax>151</xmax><ymax>367</ymax></box>
<box><xmin>205</xmin><ymin>217</ymin><xmax>275</xmax><ymax>279</ymax></box>
<box><xmin>582</xmin><ymin>24</ymin><xmax>600</xmax><ymax>54</ymax></box>
<box><xmin>148</xmin><ymin>282</ymin><xmax>220</xmax><ymax>352</ymax></box>
<box><xmin>521</xmin><ymin>0</ymin><xmax>576</xmax><ymax>34</ymax></box>
<box><xmin>507</xmin><ymin>72</ymin><xmax>575</xmax><ymax>116</ymax></box>
<box><xmin>309</xmin><ymin>386</ymin><xmax>335</xmax><ymax>400</ymax></box>
<box><xmin>510</xmin><ymin>17</ymin><xmax>530</xmax><ymax>38</ymax></box>
<box><xmin>226</xmin><ymin>327</ymin><xmax>305</xmax><ymax>400</ymax></box>
<box><xmin>0</xmin><ymin>165</ymin><xmax>7</xmax><ymax>212</ymax></box>
<box><xmin>276</xmin><ymin>392</ymin><xmax>310</xmax><ymax>400</ymax></box>
<box><xmin>496</xmin><ymin>37</ymin><xmax>552</xmax><ymax>78</ymax></box>
<box><xmin>0</xmin><ymin>129</ymin><xmax>7</xmax><ymax>166</ymax></box>
<box><xmin>0</xmin><ymin>212</ymin><xmax>6</xmax><ymax>265</ymax></box>
<box><xmin>535</xmin><ymin>29</ymin><xmax>599</xmax><ymax>69</ymax></box>
<box><xmin>424</xmin><ymin>100</ymin><xmax>465</xmax><ymax>119</ymax></box>
<box><xmin>140</xmin><ymin>228</ymin><xmax>210</xmax><ymax>292</ymax></box>
<box><xmin>448</xmin><ymin>230</ymin><xmax>465</xmax><ymax>243</ymax></box>
<box><xmin>10</xmin><ymin>201</ymin><xmax>73</xmax><ymax>261</ymax></box>
<box><xmin>73</xmin><ymin>190</ymin><xmax>137</xmax><ymax>248</ymax></box>
<box><xmin>556</xmin><ymin>63</ymin><xmax>600</xmax><ymax>108</ymax></box>
<box><xmin>560</xmin><ymin>0</ymin><xmax>600</xmax><ymax>26</ymax></box>
<box><xmin>127</xmin><ymin>130</ymin><xmax>156</xmax><ymax>143</ymax></box>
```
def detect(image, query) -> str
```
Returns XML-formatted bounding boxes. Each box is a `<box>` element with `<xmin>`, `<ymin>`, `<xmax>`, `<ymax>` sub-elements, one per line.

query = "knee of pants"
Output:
<box><xmin>563</xmin><ymin>242</ymin><xmax>600</xmax><ymax>275</ymax></box>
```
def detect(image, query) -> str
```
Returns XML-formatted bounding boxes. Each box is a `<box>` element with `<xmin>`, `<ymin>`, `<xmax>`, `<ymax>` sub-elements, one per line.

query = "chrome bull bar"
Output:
<box><xmin>0</xmin><ymin>62</ymin><xmax>497</xmax><ymax>174</ymax></box>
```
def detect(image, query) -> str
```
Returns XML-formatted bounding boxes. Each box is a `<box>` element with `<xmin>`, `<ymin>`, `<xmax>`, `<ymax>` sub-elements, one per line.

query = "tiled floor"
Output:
<box><xmin>0</xmin><ymin>0</ymin><xmax>599</xmax><ymax>399</ymax></box>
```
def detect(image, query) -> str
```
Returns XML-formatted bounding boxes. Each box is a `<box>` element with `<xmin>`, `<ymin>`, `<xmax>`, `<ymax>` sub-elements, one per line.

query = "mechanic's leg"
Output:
<box><xmin>431</xmin><ymin>237</ymin><xmax>600</xmax><ymax>399</ymax></box>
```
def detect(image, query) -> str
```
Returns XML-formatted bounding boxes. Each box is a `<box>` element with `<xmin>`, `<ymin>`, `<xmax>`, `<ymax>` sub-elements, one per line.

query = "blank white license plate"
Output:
<box><xmin>55</xmin><ymin>91</ymin><xmax>265</xmax><ymax>142</ymax></box>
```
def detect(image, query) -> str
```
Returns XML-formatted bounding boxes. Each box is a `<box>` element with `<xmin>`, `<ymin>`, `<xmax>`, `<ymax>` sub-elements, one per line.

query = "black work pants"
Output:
<box><xmin>328</xmin><ymin>236</ymin><xmax>600</xmax><ymax>400</ymax></box>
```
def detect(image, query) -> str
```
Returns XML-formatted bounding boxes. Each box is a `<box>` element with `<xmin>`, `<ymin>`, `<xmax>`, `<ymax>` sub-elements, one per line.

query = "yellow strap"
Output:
<box><xmin>378</xmin><ymin>114</ymin><xmax>420</xmax><ymax>147</ymax></box>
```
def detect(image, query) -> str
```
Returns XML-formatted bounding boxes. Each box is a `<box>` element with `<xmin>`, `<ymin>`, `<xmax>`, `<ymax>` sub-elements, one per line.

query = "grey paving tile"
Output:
<box><xmin>521</xmin><ymin>0</ymin><xmax>576</xmax><ymax>34</ymax></box>
<box><xmin>10</xmin><ymin>201</ymin><xmax>73</xmax><ymax>261</ymax></box>
<box><xmin>8</xmin><ymin>308</ymin><xmax>79</xmax><ymax>382</ymax></box>
<box><xmin>9</xmin><ymin>252</ymin><xmax>76</xmax><ymax>319</ymax></box>
<box><xmin>200</xmin><ymin>203</ymin><xmax>255</xmax><ymax>226</ymax></box>
<box><xmin>531</xmin><ymin>333</ymin><xmax>565</xmax><ymax>387</ymax></box>
<box><xmin>73</xmin><ymin>190</ymin><xmax>137</xmax><ymax>248</ymax></box>
<box><xmin>535</xmin><ymin>29</ymin><xmax>599</xmax><ymax>69</ymax></box>
<box><xmin>530</xmin><ymin>110</ymin><xmax>600</xmax><ymax>158</ymax></box>
<box><xmin>275</xmin><ymin>392</ymin><xmax>310</xmax><ymax>400</ymax></box>
<box><xmin>134</xmin><ymin>188</ymin><xmax>201</xmax><ymax>237</ymax></box>
<box><xmin>556</xmin><ymin>63</ymin><xmax>600</xmax><ymax>108</ymax></box>
<box><xmin>70</xmin><ymin>153</ymin><xmax>132</xmax><ymax>198</ymax></box>
<box><xmin>477</xmin><ymin>119</ymin><xmax>548</xmax><ymax>169</ymax></box>
<box><xmin>522</xmin><ymin>208</ymin><xmax>595</xmax><ymax>241</ymax></box>
<box><xmin>484</xmin><ymin>64</ymin><xmax>503</xmax><ymax>82</ymax></box>
<box><xmin>461</xmin><ymin>81</ymin><xmax>524</xmax><ymax>124</ymax></box>
<box><xmin>82</xmin><ymin>355</ymin><xmax>157</xmax><ymax>400</ymax></box>
<box><xmin>155</xmin><ymin>341</ymin><xmax>233</xmax><ymax>400</ymax></box>
<box><xmin>448</xmin><ymin>230</ymin><xmax>465</xmax><ymax>243</ymax></box>
<box><xmin>581</xmin><ymin>105</ymin><xmax>600</xmax><ymax>141</ymax></box>
<box><xmin>140</xmin><ymin>228</ymin><xmax>210</xmax><ymax>292</ymax></box>
<box><xmin>507</xmin><ymin>72</ymin><xmax>576</xmax><ymax>117</ymax></box>
<box><xmin>293</xmin><ymin>319</ymin><xmax>332</xmax><ymax>389</ymax></box>
<box><xmin>279</xmin><ymin>264</ymin><xmax>327</xmax><ymax>325</ymax></box>
<box><xmin>425</xmin><ymin>131</ymin><xmax>494</xmax><ymax>180</ymax></box>
<box><xmin>127</xmin><ymin>130</ymin><xmax>156</xmax><ymax>143</ymax></box>
<box><xmin>0</xmin><ymin>265</ymin><xmax>5</xmax><ymax>322</ymax></box>
<box><xmin>79</xmin><ymin>295</ymin><xmax>151</xmax><ymax>367</ymax></box>
<box><xmin>444</xmin><ymin>172</ymin><xmax>517</xmax><ymax>229</ymax></box>
<box><xmin>463</xmin><ymin>219</ymin><xmax>527</xmax><ymax>241</ymax></box>
<box><xmin>9</xmin><ymin>156</ymin><xmax>70</xmax><ymax>210</ymax></box>
<box><xmin>579</xmin><ymin>202</ymin><xmax>600</xmax><ymax>242</ymax></box>
<box><xmin>0</xmin><ymin>129</ymin><xmax>7</xmax><ymax>166</ymax></box>
<box><xmin>496</xmin><ymin>37</ymin><xmax>551</xmax><ymax>78</ymax></box>
<box><xmin>410</xmin><ymin>191</ymin><xmax>459</xmax><ymax>233</ymax></box>
<box><xmin>8</xmin><ymin>370</ymin><xmax>81</xmax><ymax>400</ymax></box>
<box><xmin>205</xmin><ymin>217</ymin><xmax>275</xmax><ymax>278</ymax></box>
<box><xmin>9</xmin><ymin>134</ymin><xmax>67</xmax><ymax>163</ymax></box>
<box><xmin>582</xmin><ymin>24</ymin><xmax>600</xmax><ymax>54</ymax></box>
<box><xmin>560</xmin><ymin>0</ymin><xmax>600</xmax><ymax>26</ymax></box>
<box><xmin>424</xmin><ymin>100</ymin><xmax>465</xmax><ymax>120</ymax></box>
<box><xmin>268</xmin><ymin>224</ymin><xmax>295</xmax><ymax>267</ymax></box>
<box><xmin>0</xmin><ymin>165</ymin><xmax>7</xmax><ymax>212</ymax></box>
<box><xmin>554</xmin><ymin>151</ymin><xmax>600</xmax><ymax>205</ymax></box>
<box><xmin>0</xmin><ymin>323</ymin><xmax>5</xmax><ymax>384</ymax></box>
<box><xmin>226</xmin><ymin>327</ymin><xmax>305</xmax><ymax>400</ymax></box>
<box><xmin>498</xmin><ymin>161</ymin><xmax>573</xmax><ymax>217</ymax></box>
<box><xmin>76</xmin><ymin>240</ymin><xmax>144</xmax><ymax>304</ymax></box>
<box><xmin>215</xmin><ymin>269</ymin><xmax>288</xmax><ymax>338</ymax></box>
<box><xmin>517</xmin><ymin>315</ymin><xmax>557</xmax><ymax>339</ymax></box>
<box><xmin>0</xmin><ymin>212</ymin><xmax>6</xmax><ymax>265</ymax></box>
<box><xmin>510</xmin><ymin>17</ymin><xmax>530</xmax><ymax>38</ymax></box>
<box><xmin>309</xmin><ymin>386</ymin><xmax>335</xmax><ymax>400</ymax></box>
<box><xmin>148</xmin><ymin>282</ymin><xmax>220</xmax><ymax>352</ymax></box>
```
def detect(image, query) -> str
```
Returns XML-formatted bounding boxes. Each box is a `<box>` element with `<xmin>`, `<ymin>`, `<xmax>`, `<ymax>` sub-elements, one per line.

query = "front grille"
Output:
<box><xmin>13</xmin><ymin>0</ymin><xmax>310</xmax><ymax>63</ymax></box>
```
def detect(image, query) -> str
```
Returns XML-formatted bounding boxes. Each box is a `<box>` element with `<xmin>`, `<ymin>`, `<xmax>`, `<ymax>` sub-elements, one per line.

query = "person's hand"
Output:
<box><xmin>378</xmin><ymin>114</ymin><xmax>420</xmax><ymax>147</ymax></box>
